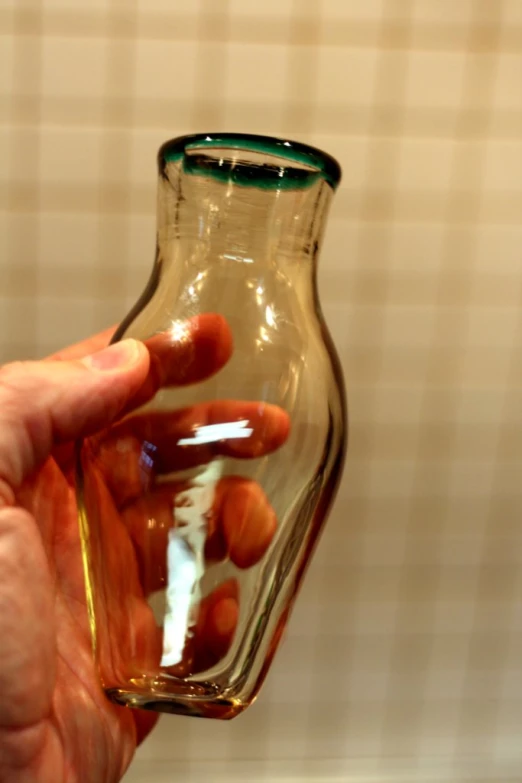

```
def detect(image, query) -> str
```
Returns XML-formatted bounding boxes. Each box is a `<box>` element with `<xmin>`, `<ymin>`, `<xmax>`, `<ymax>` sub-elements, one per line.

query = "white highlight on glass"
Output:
<box><xmin>223</xmin><ymin>253</ymin><xmax>254</xmax><ymax>263</ymax></box>
<box><xmin>161</xmin><ymin>538</ymin><xmax>198</xmax><ymax>667</ymax></box>
<box><xmin>170</xmin><ymin>319</ymin><xmax>190</xmax><ymax>342</ymax></box>
<box><xmin>265</xmin><ymin>305</ymin><xmax>276</xmax><ymax>327</ymax></box>
<box><xmin>160</xmin><ymin>460</ymin><xmax>223</xmax><ymax>668</ymax></box>
<box><xmin>177</xmin><ymin>420</ymin><xmax>253</xmax><ymax>446</ymax></box>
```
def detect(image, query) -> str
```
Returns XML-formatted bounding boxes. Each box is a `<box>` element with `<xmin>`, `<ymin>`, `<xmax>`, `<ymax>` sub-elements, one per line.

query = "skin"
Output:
<box><xmin>0</xmin><ymin>316</ymin><xmax>290</xmax><ymax>783</ymax></box>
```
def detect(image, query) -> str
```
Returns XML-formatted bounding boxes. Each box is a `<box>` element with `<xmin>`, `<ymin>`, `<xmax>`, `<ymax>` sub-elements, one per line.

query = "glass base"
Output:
<box><xmin>105</xmin><ymin>677</ymin><xmax>248</xmax><ymax>720</ymax></box>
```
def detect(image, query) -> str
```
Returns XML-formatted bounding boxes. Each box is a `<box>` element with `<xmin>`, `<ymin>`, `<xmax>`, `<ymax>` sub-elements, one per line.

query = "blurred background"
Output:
<box><xmin>2</xmin><ymin>0</ymin><xmax>522</xmax><ymax>781</ymax></box>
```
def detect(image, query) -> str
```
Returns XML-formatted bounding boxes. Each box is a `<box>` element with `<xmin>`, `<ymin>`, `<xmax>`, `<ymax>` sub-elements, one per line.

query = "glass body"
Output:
<box><xmin>77</xmin><ymin>133</ymin><xmax>347</xmax><ymax>719</ymax></box>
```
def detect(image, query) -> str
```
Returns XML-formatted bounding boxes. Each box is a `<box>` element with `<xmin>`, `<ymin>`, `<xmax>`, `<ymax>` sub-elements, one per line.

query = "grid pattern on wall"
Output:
<box><xmin>1</xmin><ymin>1</ymin><xmax>522</xmax><ymax>781</ymax></box>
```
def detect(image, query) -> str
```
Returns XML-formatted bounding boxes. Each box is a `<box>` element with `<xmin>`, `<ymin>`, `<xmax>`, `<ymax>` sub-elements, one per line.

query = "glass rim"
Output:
<box><xmin>158</xmin><ymin>132</ymin><xmax>342</xmax><ymax>190</ymax></box>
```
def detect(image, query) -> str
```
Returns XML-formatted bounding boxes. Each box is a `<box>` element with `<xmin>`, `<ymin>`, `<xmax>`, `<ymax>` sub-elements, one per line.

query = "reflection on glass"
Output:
<box><xmin>162</xmin><ymin>461</ymin><xmax>221</xmax><ymax>668</ymax></box>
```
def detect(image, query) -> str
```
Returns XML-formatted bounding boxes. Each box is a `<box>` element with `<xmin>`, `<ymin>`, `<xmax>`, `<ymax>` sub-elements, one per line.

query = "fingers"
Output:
<box><xmin>100</xmin><ymin>401</ymin><xmax>290</xmax><ymax>487</ymax></box>
<box><xmin>87</xmin><ymin>399</ymin><xmax>290</xmax><ymax>512</ymax></box>
<box><xmin>145</xmin><ymin>314</ymin><xmax>233</xmax><ymax>387</ymax></box>
<box><xmin>116</xmin><ymin>314</ymin><xmax>234</xmax><ymax>416</ymax></box>
<box><xmin>47</xmin><ymin>313</ymin><xmax>232</xmax><ymax>412</ymax></box>
<box><xmin>219</xmin><ymin>478</ymin><xmax>277</xmax><ymax>569</ymax></box>
<box><xmin>119</xmin><ymin>487</ymin><xmax>177</xmax><ymax>594</ymax></box>
<box><xmin>0</xmin><ymin>340</ymin><xmax>150</xmax><ymax>500</ymax></box>
<box><xmin>161</xmin><ymin>399</ymin><xmax>290</xmax><ymax>462</ymax></box>
<box><xmin>192</xmin><ymin>579</ymin><xmax>239</xmax><ymax>673</ymax></box>
<box><xmin>119</xmin><ymin>477</ymin><xmax>278</xmax><ymax>596</ymax></box>
<box><xmin>46</xmin><ymin>313</ymin><xmax>233</xmax><ymax>386</ymax></box>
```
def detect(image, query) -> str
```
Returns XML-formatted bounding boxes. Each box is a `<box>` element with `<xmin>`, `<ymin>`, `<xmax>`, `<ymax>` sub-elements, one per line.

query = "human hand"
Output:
<box><xmin>0</xmin><ymin>315</ymin><xmax>289</xmax><ymax>783</ymax></box>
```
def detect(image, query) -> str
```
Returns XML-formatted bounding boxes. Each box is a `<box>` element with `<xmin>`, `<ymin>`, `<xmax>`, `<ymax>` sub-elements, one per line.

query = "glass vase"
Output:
<box><xmin>77</xmin><ymin>133</ymin><xmax>347</xmax><ymax>719</ymax></box>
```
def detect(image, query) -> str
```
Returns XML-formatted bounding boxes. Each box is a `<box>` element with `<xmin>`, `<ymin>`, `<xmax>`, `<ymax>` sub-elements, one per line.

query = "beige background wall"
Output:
<box><xmin>2</xmin><ymin>1</ymin><xmax>522</xmax><ymax>781</ymax></box>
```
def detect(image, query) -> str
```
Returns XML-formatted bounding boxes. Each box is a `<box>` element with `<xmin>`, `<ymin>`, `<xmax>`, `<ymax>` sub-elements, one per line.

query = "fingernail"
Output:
<box><xmin>82</xmin><ymin>339</ymin><xmax>141</xmax><ymax>372</ymax></box>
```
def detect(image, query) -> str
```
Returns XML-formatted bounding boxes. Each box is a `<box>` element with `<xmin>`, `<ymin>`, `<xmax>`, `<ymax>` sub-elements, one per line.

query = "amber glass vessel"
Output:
<box><xmin>77</xmin><ymin>133</ymin><xmax>347</xmax><ymax>719</ymax></box>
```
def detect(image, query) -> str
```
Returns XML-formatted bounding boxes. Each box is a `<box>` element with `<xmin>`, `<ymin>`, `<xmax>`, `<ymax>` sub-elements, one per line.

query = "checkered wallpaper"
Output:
<box><xmin>2</xmin><ymin>1</ymin><xmax>522</xmax><ymax>781</ymax></box>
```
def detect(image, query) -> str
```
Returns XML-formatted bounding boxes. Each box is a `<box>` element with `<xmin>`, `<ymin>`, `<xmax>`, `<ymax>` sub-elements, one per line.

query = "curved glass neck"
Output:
<box><xmin>155</xmin><ymin>136</ymin><xmax>339</xmax><ymax>272</ymax></box>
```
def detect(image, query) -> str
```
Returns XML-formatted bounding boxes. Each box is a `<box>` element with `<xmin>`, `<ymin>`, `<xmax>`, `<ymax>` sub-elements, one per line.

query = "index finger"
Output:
<box><xmin>47</xmin><ymin>314</ymin><xmax>234</xmax><ymax>400</ymax></box>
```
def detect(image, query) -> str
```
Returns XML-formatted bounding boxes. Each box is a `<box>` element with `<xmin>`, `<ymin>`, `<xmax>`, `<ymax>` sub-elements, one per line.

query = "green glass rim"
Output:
<box><xmin>158</xmin><ymin>132</ymin><xmax>342</xmax><ymax>191</ymax></box>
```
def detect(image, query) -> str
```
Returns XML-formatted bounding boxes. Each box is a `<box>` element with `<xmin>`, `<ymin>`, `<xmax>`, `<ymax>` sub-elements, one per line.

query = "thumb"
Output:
<box><xmin>0</xmin><ymin>339</ymin><xmax>150</xmax><ymax>505</ymax></box>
